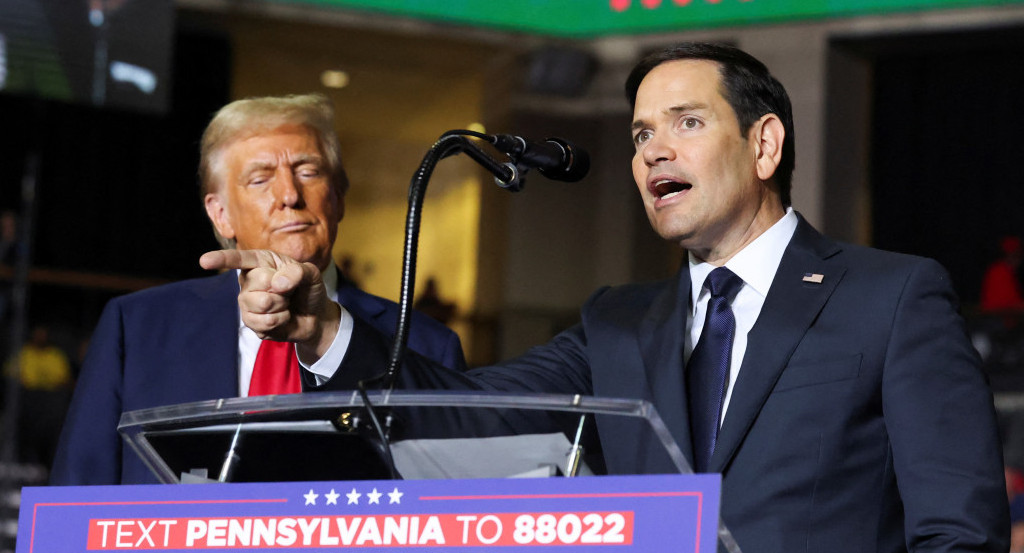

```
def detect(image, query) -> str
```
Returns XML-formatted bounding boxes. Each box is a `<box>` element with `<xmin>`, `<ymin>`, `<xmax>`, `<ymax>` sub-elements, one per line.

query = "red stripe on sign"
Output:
<box><xmin>82</xmin><ymin>511</ymin><xmax>634</xmax><ymax>549</ymax></box>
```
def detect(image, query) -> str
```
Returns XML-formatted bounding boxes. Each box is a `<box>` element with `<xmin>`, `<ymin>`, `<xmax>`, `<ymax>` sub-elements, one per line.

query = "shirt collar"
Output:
<box><xmin>322</xmin><ymin>260</ymin><xmax>339</xmax><ymax>299</ymax></box>
<box><xmin>688</xmin><ymin>207</ymin><xmax>798</xmax><ymax>313</ymax></box>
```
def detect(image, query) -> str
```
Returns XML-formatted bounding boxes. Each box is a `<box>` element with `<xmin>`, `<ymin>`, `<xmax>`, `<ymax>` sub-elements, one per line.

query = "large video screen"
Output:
<box><xmin>0</xmin><ymin>0</ymin><xmax>174</xmax><ymax>113</ymax></box>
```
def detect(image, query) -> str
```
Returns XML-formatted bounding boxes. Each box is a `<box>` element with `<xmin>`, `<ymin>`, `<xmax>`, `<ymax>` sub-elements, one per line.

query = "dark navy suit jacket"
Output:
<box><xmin>50</xmin><ymin>269</ymin><xmax>465</xmax><ymax>485</ymax></box>
<box><xmin>328</xmin><ymin>215</ymin><xmax>1009</xmax><ymax>552</ymax></box>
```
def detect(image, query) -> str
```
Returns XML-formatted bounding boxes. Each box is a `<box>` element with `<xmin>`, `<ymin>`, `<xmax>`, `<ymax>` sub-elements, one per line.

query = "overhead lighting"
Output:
<box><xmin>467</xmin><ymin>122</ymin><xmax>486</xmax><ymax>134</ymax></box>
<box><xmin>320</xmin><ymin>70</ymin><xmax>349</xmax><ymax>89</ymax></box>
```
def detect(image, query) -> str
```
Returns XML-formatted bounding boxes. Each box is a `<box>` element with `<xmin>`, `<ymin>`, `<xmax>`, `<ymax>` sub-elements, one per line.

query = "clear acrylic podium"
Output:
<box><xmin>118</xmin><ymin>390</ymin><xmax>740</xmax><ymax>552</ymax></box>
<box><xmin>118</xmin><ymin>390</ymin><xmax>692</xmax><ymax>484</ymax></box>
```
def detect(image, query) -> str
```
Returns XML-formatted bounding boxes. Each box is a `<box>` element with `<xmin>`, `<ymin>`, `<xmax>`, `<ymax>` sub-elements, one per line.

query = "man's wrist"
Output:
<box><xmin>297</xmin><ymin>301</ymin><xmax>341</xmax><ymax>364</ymax></box>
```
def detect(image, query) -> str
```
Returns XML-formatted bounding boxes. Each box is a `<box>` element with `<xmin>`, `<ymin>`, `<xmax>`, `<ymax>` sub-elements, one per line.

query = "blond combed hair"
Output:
<box><xmin>199</xmin><ymin>93</ymin><xmax>349</xmax><ymax>197</ymax></box>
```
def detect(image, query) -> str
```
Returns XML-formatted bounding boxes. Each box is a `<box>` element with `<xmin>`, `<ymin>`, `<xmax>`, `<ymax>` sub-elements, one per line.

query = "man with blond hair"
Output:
<box><xmin>51</xmin><ymin>94</ymin><xmax>465</xmax><ymax>485</ymax></box>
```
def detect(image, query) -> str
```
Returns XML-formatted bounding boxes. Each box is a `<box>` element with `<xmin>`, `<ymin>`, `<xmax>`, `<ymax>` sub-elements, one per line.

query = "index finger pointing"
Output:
<box><xmin>200</xmin><ymin>249</ymin><xmax>281</xmax><ymax>271</ymax></box>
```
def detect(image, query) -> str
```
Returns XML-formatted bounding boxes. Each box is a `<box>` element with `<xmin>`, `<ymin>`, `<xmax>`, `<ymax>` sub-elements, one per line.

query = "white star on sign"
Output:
<box><xmin>346</xmin><ymin>488</ymin><xmax>361</xmax><ymax>505</ymax></box>
<box><xmin>325</xmin><ymin>489</ymin><xmax>340</xmax><ymax>505</ymax></box>
<box><xmin>367</xmin><ymin>488</ymin><xmax>383</xmax><ymax>504</ymax></box>
<box><xmin>304</xmin><ymin>489</ymin><xmax>318</xmax><ymax>506</ymax></box>
<box><xmin>387</xmin><ymin>488</ymin><xmax>403</xmax><ymax>504</ymax></box>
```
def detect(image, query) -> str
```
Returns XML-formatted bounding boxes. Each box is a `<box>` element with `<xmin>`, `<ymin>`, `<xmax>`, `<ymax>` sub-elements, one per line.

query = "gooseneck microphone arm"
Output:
<box><xmin>367</xmin><ymin>132</ymin><xmax>517</xmax><ymax>391</ymax></box>
<box><xmin>354</xmin><ymin>132</ymin><xmax>514</xmax><ymax>478</ymax></box>
<box><xmin>363</xmin><ymin>129</ymin><xmax>587</xmax><ymax>390</ymax></box>
<box><xmin>356</xmin><ymin>129</ymin><xmax>586</xmax><ymax>478</ymax></box>
<box><xmin>388</xmin><ymin>134</ymin><xmax>479</xmax><ymax>387</ymax></box>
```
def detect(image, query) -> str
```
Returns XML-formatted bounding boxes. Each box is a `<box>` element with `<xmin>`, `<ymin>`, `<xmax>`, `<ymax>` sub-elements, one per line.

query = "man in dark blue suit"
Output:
<box><xmin>50</xmin><ymin>94</ymin><xmax>465</xmax><ymax>485</ymax></box>
<box><xmin>209</xmin><ymin>45</ymin><xmax>1009</xmax><ymax>551</ymax></box>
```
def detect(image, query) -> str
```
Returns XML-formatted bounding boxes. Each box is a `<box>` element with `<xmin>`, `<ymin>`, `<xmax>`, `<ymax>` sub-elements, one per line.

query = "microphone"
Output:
<box><xmin>490</xmin><ymin>134</ymin><xmax>590</xmax><ymax>182</ymax></box>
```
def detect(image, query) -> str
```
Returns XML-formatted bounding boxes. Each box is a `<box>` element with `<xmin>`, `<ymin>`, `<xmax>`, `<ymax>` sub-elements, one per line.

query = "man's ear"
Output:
<box><xmin>204</xmin><ymin>193</ymin><xmax>235</xmax><ymax>241</ymax></box>
<box><xmin>753</xmin><ymin>113</ymin><xmax>785</xmax><ymax>182</ymax></box>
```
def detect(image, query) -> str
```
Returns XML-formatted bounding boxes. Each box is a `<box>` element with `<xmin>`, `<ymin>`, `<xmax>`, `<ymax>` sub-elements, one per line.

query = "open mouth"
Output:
<box><xmin>652</xmin><ymin>178</ymin><xmax>691</xmax><ymax>201</ymax></box>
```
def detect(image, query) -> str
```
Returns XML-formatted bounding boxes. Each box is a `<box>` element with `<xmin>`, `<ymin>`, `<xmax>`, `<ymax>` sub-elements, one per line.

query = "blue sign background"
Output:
<box><xmin>19</xmin><ymin>474</ymin><xmax>720</xmax><ymax>552</ymax></box>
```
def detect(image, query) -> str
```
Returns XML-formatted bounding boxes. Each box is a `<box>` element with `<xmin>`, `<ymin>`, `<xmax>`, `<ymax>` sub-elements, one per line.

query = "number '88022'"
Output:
<box><xmin>512</xmin><ymin>513</ymin><xmax>628</xmax><ymax>545</ymax></box>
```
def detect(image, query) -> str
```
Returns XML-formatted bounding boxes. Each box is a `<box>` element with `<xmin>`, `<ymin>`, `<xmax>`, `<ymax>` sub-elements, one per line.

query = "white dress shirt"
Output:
<box><xmin>236</xmin><ymin>261</ymin><xmax>353</xmax><ymax>395</ymax></box>
<box><xmin>686</xmin><ymin>208</ymin><xmax>798</xmax><ymax>424</ymax></box>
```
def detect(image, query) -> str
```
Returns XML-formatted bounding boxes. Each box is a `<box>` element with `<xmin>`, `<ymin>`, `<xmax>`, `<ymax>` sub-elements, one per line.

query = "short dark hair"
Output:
<box><xmin>625</xmin><ymin>42</ymin><xmax>795</xmax><ymax>207</ymax></box>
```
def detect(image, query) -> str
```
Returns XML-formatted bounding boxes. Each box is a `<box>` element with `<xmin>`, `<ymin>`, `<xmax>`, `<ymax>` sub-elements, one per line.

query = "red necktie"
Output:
<box><xmin>249</xmin><ymin>340</ymin><xmax>301</xmax><ymax>396</ymax></box>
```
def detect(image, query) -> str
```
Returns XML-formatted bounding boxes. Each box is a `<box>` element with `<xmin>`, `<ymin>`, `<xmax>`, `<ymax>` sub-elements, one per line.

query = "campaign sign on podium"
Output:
<box><xmin>18</xmin><ymin>474</ymin><xmax>720</xmax><ymax>552</ymax></box>
<box><xmin>22</xmin><ymin>391</ymin><xmax>736</xmax><ymax>551</ymax></box>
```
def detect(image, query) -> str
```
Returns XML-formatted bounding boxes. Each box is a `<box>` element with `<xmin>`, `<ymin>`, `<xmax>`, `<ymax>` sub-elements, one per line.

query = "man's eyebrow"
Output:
<box><xmin>239</xmin><ymin>160</ymin><xmax>275</xmax><ymax>177</ymax></box>
<box><xmin>631</xmin><ymin>102</ymin><xmax>711</xmax><ymax>131</ymax></box>
<box><xmin>290</xmin><ymin>154</ymin><xmax>323</xmax><ymax>167</ymax></box>
<box><xmin>239</xmin><ymin>155</ymin><xmax>323</xmax><ymax>178</ymax></box>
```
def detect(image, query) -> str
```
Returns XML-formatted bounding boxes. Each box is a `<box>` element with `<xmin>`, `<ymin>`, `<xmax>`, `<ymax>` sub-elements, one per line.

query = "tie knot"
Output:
<box><xmin>704</xmin><ymin>267</ymin><xmax>743</xmax><ymax>300</ymax></box>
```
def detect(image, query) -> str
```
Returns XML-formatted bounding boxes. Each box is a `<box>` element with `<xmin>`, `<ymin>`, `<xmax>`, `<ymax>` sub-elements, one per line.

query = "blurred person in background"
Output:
<box><xmin>981</xmin><ymin>236</ymin><xmax>1024</xmax><ymax>313</ymax></box>
<box><xmin>9</xmin><ymin>325</ymin><xmax>72</xmax><ymax>469</ymax></box>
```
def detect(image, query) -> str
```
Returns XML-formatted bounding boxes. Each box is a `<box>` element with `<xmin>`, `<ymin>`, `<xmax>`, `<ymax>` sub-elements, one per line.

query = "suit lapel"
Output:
<box><xmin>336</xmin><ymin>272</ymin><xmax>387</xmax><ymax>323</ymax></box>
<box><xmin>194</xmin><ymin>271</ymin><xmax>244</xmax><ymax>398</ymax></box>
<box><xmin>638</xmin><ymin>269</ymin><xmax>695</xmax><ymax>468</ymax></box>
<box><xmin>708</xmin><ymin>216</ymin><xmax>846</xmax><ymax>473</ymax></box>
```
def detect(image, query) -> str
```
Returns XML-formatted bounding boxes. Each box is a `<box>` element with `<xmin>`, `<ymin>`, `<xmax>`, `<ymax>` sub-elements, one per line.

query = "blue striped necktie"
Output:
<box><xmin>687</xmin><ymin>267</ymin><xmax>743</xmax><ymax>473</ymax></box>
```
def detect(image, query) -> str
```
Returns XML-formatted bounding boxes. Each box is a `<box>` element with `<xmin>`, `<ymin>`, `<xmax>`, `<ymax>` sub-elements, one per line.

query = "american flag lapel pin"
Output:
<box><xmin>802</xmin><ymin>273</ymin><xmax>824</xmax><ymax>284</ymax></box>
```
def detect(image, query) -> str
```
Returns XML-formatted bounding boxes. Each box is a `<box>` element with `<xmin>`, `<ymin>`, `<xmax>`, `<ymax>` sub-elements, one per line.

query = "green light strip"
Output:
<box><xmin>275</xmin><ymin>0</ymin><xmax>1023</xmax><ymax>37</ymax></box>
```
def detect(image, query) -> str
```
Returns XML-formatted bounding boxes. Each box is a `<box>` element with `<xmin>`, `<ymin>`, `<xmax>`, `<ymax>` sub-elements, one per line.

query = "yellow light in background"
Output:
<box><xmin>467</xmin><ymin>122</ymin><xmax>486</xmax><ymax>134</ymax></box>
<box><xmin>320</xmin><ymin>70</ymin><xmax>350</xmax><ymax>89</ymax></box>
